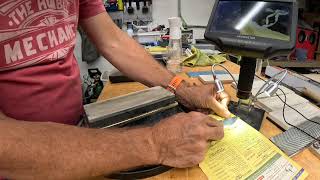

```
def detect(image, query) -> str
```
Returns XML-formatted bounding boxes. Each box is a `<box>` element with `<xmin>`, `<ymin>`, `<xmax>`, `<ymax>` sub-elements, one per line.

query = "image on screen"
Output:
<box><xmin>210</xmin><ymin>1</ymin><xmax>292</xmax><ymax>41</ymax></box>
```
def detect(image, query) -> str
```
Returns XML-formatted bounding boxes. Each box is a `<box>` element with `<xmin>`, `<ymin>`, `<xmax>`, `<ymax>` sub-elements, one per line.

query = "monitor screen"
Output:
<box><xmin>210</xmin><ymin>1</ymin><xmax>292</xmax><ymax>41</ymax></box>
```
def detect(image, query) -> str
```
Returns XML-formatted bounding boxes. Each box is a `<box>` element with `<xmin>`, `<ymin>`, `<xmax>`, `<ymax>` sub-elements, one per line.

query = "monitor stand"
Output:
<box><xmin>228</xmin><ymin>101</ymin><xmax>266</xmax><ymax>130</ymax></box>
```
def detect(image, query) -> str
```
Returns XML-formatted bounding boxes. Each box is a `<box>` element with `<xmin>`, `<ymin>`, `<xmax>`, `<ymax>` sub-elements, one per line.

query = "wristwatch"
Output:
<box><xmin>166</xmin><ymin>76</ymin><xmax>184</xmax><ymax>93</ymax></box>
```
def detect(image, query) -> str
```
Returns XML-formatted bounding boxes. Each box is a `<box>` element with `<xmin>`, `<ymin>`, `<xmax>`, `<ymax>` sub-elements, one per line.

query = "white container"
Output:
<box><xmin>100</xmin><ymin>71</ymin><xmax>109</xmax><ymax>85</ymax></box>
<box><xmin>167</xmin><ymin>17</ymin><xmax>183</xmax><ymax>74</ymax></box>
<box><xmin>168</xmin><ymin>17</ymin><xmax>182</xmax><ymax>40</ymax></box>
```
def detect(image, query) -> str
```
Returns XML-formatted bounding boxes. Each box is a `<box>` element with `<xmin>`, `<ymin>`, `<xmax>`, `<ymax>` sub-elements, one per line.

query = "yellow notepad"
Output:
<box><xmin>200</xmin><ymin>116</ymin><xmax>308</xmax><ymax>180</ymax></box>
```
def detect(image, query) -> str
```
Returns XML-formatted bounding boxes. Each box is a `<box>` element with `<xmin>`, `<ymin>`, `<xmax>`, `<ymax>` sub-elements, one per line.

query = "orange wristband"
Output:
<box><xmin>166</xmin><ymin>76</ymin><xmax>184</xmax><ymax>93</ymax></box>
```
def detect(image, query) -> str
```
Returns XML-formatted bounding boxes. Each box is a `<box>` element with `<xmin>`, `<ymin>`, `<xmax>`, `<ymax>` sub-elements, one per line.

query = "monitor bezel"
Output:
<box><xmin>204</xmin><ymin>0</ymin><xmax>298</xmax><ymax>58</ymax></box>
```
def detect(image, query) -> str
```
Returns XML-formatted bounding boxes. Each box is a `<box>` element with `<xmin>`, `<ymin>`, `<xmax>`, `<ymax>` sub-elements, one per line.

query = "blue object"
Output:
<box><xmin>223</xmin><ymin>117</ymin><xmax>237</xmax><ymax>127</ymax></box>
<box><xmin>296</xmin><ymin>48</ymin><xmax>308</xmax><ymax>61</ymax></box>
<box><xmin>187</xmin><ymin>70</ymin><xmax>227</xmax><ymax>78</ymax></box>
<box><xmin>105</xmin><ymin>3</ymin><xmax>118</xmax><ymax>12</ymax></box>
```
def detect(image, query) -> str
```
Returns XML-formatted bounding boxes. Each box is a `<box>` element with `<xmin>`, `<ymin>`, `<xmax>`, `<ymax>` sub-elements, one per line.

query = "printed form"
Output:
<box><xmin>200</xmin><ymin>117</ymin><xmax>308</xmax><ymax>180</ymax></box>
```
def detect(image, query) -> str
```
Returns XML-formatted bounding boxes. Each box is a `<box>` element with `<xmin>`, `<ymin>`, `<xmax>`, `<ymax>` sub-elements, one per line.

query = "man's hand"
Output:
<box><xmin>176</xmin><ymin>82</ymin><xmax>232</xmax><ymax>118</ymax></box>
<box><xmin>152</xmin><ymin>112</ymin><xmax>224</xmax><ymax>168</ymax></box>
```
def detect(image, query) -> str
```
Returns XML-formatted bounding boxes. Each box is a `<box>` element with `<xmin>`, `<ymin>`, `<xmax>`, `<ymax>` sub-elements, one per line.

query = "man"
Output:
<box><xmin>0</xmin><ymin>0</ymin><xmax>231</xmax><ymax>179</ymax></box>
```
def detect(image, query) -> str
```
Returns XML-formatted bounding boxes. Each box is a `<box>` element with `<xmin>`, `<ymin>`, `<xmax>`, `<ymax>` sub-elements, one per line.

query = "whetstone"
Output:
<box><xmin>255</xmin><ymin>93</ymin><xmax>309</xmax><ymax>112</ymax></box>
<box><xmin>84</xmin><ymin>87</ymin><xmax>176</xmax><ymax>128</ymax></box>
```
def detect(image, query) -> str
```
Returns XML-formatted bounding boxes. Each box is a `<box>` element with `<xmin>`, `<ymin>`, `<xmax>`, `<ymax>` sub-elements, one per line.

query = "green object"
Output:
<box><xmin>182</xmin><ymin>47</ymin><xmax>226</xmax><ymax>67</ymax></box>
<box><xmin>241</xmin><ymin>21</ymin><xmax>290</xmax><ymax>41</ymax></box>
<box><xmin>239</xmin><ymin>98</ymin><xmax>252</xmax><ymax>105</ymax></box>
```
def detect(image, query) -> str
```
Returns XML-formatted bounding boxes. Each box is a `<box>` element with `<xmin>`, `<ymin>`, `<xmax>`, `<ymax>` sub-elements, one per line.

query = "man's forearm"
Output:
<box><xmin>102</xmin><ymin>31</ymin><xmax>174</xmax><ymax>88</ymax></box>
<box><xmin>80</xmin><ymin>13</ymin><xmax>174</xmax><ymax>88</ymax></box>
<box><xmin>0</xmin><ymin>115</ymin><xmax>158</xmax><ymax>180</ymax></box>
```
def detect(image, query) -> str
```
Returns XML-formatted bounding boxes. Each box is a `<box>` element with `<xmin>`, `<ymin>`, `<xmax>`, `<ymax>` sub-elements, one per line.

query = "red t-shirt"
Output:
<box><xmin>0</xmin><ymin>0</ymin><xmax>106</xmax><ymax>125</ymax></box>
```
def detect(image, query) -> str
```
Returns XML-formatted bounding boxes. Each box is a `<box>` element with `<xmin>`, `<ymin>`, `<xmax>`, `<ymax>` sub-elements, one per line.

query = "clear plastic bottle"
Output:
<box><xmin>127</xmin><ymin>23</ymin><xmax>134</xmax><ymax>38</ymax></box>
<box><xmin>167</xmin><ymin>17</ymin><xmax>183</xmax><ymax>74</ymax></box>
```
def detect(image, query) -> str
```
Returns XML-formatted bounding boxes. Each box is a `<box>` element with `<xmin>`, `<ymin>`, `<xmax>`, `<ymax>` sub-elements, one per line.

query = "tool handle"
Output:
<box><xmin>135</xmin><ymin>0</ymin><xmax>140</xmax><ymax>10</ymax></box>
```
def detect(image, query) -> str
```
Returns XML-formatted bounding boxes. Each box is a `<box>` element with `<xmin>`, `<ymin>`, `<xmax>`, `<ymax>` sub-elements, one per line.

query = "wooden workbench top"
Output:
<box><xmin>98</xmin><ymin>61</ymin><xmax>320</xmax><ymax>180</ymax></box>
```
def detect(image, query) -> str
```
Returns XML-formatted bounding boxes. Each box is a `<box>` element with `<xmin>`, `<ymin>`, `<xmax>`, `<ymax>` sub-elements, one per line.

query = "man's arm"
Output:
<box><xmin>0</xmin><ymin>111</ymin><xmax>223</xmax><ymax>180</ymax></box>
<box><xmin>0</xmin><ymin>112</ymin><xmax>157</xmax><ymax>179</ymax></box>
<box><xmin>80</xmin><ymin>13</ymin><xmax>231</xmax><ymax>118</ymax></box>
<box><xmin>80</xmin><ymin>13</ymin><xmax>173</xmax><ymax>88</ymax></box>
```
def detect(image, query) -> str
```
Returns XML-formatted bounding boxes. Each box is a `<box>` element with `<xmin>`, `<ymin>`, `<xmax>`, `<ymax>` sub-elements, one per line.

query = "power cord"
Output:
<box><xmin>211</xmin><ymin>64</ymin><xmax>238</xmax><ymax>87</ymax></box>
<box><xmin>251</xmin><ymin>72</ymin><xmax>320</xmax><ymax>141</ymax></box>
<box><xmin>255</xmin><ymin>75</ymin><xmax>320</xmax><ymax>126</ymax></box>
<box><xmin>212</xmin><ymin>64</ymin><xmax>320</xmax><ymax>141</ymax></box>
<box><xmin>277</xmin><ymin>88</ymin><xmax>320</xmax><ymax>143</ymax></box>
<box><xmin>276</xmin><ymin>89</ymin><xmax>320</xmax><ymax>126</ymax></box>
<box><xmin>253</xmin><ymin>69</ymin><xmax>287</xmax><ymax>102</ymax></box>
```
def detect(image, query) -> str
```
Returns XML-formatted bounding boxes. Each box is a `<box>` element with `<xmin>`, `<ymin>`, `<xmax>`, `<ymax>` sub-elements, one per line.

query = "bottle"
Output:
<box><xmin>167</xmin><ymin>17</ymin><xmax>183</xmax><ymax>74</ymax></box>
<box><xmin>127</xmin><ymin>22</ymin><xmax>134</xmax><ymax>37</ymax></box>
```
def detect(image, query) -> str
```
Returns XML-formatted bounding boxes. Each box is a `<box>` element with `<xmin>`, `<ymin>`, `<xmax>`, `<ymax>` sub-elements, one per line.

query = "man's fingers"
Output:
<box><xmin>217</xmin><ymin>92</ymin><xmax>230</xmax><ymax>108</ymax></box>
<box><xmin>209</xmin><ymin>98</ymin><xmax>232</xmax><ymax>118</ymax></box>
<box><xmin>203</xmin><ymin>126</ymin><xmax>224</xmax><ymax>141</ymax></box>
<box><xmin>220</xmin><ymin>98</ymin><xmax>229</xmax><ymax>108</ymax></box>
<box><xmin>202</xmin><ymin>118</ymin><xmax>224</xmax><ymax>140</ymax></box>
<box><xmin>208</xmin><ymin>127</ymin><xmax>224</xmax><ymax>140</ymax></box>
<box><xmin>205</xmin><ymin>117</ymin><xmax>223</xmax><ymax>127</ymax></box>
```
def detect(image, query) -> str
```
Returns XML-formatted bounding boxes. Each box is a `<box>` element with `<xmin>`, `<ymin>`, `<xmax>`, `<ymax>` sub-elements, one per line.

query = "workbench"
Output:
<box><xmin>98</xmin><ymin>60</ymin><xmax>320</xmax><ymax>179</ymax></box>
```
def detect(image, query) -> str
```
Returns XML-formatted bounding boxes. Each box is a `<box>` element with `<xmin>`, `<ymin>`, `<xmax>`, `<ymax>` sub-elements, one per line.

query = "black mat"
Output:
<box><xmin>228</xmin><ymin>101</ymin><xmax>266</xmax><ymax>130</ymax></box>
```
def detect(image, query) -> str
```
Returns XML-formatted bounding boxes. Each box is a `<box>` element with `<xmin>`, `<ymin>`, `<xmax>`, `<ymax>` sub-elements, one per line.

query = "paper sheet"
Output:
<box><xmin>200</xmin><ymin>117</ymin><xmax>308</xmax><ymax>180</ymax></box>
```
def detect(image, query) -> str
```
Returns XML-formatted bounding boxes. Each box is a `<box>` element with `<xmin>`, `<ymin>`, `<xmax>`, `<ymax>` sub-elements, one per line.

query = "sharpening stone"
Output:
<box><xmin>255</xmin><ymin>93</ymin><xmax>309</xmax><ymax>112</ymax></box>
<box><xmin>268</xmin><ymin>102</ymin><xmax>320</xmax><ymax>130</ymax></box>
<box><xmin>84</xmin><ymin>87</ymin><xmax>178</xmax><ymax>128</ymax></box>
<box><xmin>271</xmin><ymin>117</ymin><xmax>320</xmax><ymax>156</ymax></box>
<box><xmin>187</xmin><ymin>70</ymin><xmax>228</xmax><ymax>78</ymax></box>
<box><xmin>199</xmin><ymin>74</ymin><xmax>239</xmax><ymax>84</ymax></box>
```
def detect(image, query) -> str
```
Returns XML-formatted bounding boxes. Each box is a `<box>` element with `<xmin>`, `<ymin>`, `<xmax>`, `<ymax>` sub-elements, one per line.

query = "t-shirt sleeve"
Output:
<box><xmin>79</xmin><ymin>0</ymin><xmax>106</xmax><ymax>20</ymax></box>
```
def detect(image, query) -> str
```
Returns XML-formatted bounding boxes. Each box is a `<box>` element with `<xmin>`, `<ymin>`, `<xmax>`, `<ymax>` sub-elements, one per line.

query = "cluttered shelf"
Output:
<box><xmin>97</xmin><ymin>60</ymin><xmax>320</xmax><ymax>180</ymax></box>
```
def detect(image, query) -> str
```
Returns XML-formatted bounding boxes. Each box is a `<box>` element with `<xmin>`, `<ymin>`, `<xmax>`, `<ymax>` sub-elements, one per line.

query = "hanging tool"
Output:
<box><xmin>142</xmin><ymin>0</ymin><xmax>149</xmax><ymax>14</ymax></box>
<box><xmin>135</xmin><ymin>0</ymin><xmax>140</xmax><ymax>10</ymax></box>
<box><xmin>127</xmin><ymin>0</ymin><xmax>134</xmax><ymax>14</ymax></box>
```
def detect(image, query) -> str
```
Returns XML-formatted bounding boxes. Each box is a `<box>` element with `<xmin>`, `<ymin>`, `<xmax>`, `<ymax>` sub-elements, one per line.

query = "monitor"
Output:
<box><xmin>205</xmin><ymin>0</ymin><xmax>298</xmax><ymax>58</ymax></box>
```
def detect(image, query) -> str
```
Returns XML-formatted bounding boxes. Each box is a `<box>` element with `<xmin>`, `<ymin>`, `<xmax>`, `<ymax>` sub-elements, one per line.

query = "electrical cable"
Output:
<box><xmin>211</xmin><ymin>65</ymin><xmax>319</xmax><ymax>133</ymax></box>
<box><xmin>211</xmin><ymin>64</ymin><xmax>238</xmax><ymax>87</ymax></box>
<box><xmin>253</xmin><ymin>69</ymin><xmax>287</xmax><ymax>101</ymax></box>
<box><xmin>255</xmin><ymin>74</ymin><xmax>320</xmax><ymax>126</ymax></box>
<box><xmin>276</xmin><ymin>88</ymin><xmax>320</xmax><ymax>126</ymax></box>
<box><xmin>277</xmin><ymin>88</ymin><xmax>320</xmax><ymax>143</ymax></box>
